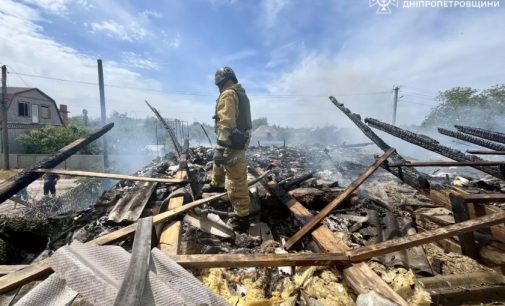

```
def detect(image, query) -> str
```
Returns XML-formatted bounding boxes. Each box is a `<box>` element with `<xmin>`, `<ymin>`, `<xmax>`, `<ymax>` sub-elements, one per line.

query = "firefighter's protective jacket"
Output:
<box><xmin>214</xmin><ymin>83</ymin><xmax>252</xmax><ymax>147</ymax></box>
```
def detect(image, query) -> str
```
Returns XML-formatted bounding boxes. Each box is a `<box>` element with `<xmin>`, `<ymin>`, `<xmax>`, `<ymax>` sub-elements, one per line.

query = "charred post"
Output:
<box><xmin>145</xmin><ymin>100</ymin><xmax>183</xmax><ymax>155</ymax></box>
<box><xmin>455</xmin><ymin>125</ymin><xmax>505</xmax><ymax>145</ymax></box>
<box><xmin>328</xmin><ymin>96</ymin><xmax>430</xmax><ymax>190</ymax></box>
<box><xmin>0</xmin><ymin>123</ymin><xmax>114</xmax><ymax>204</ymax></box>
<box><xmin>438</xmin><ymin>128</ymin><xmax>505</xmax><ymax>151</ymax></box>
<box><xmin>364</xmin><ymin>118</ymin><xmax>504</xmax><ymax>180</ymax></box>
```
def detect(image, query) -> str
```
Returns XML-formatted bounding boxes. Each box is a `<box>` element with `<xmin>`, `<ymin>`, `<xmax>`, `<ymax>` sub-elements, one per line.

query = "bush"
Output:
<box><xmin>422</xmin><ymin>85</ymin><xmax>505</xmax><ymax>128</ymax></box>
<box><xmin>18</xmin><ymin>125</ymin><xmax>100</xmax><ymax>154</ymax></box>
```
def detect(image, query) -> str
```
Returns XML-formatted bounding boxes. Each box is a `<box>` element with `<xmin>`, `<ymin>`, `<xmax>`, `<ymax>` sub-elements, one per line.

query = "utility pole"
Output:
<box><xmin>97</xmin><ymin>59</ymin><xmax>109</xmax><ymax>169</ymax></box>
<box><xmin>1</xmin><ymin>66</ymin><xmax>9</xmax><ymax>170</ymax></box>
<box><xmin>392</xmin><ymin>86</ymin><xmax>399</xmax><ymax>125</ymax></box>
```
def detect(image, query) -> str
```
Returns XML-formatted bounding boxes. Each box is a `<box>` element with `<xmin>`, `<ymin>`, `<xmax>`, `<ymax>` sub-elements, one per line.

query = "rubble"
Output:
<box><xmin>0</xmin><ymin>107</ymin><xmax>505</xmax><ymax>305</ymax></box>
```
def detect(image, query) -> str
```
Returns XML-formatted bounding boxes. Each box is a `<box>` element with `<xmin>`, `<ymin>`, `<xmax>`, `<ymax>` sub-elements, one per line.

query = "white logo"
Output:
<box><xmin>370</xmin><ymin>0</ymin><xmax>399</xmax><ymax>14</ymax></box>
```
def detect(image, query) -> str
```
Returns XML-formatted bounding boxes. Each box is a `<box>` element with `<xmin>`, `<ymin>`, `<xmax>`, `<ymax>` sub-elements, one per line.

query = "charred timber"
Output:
<box><xmin>455</xmin><ymin>125</ymin><xmax>505</xmax><ymax>145</ymax></box>
<box><xmin>467</xmin><ymin>150</ymin><xmax>505</xmax><ymax>155</ymax></box>
<box><xmin>388</xmin><ymin>161</ymin><xmax>505</xmax><ymax>167</ymax></box>
<box><xmin>328</xmin><ymin>96</ymin><xmax>429</xmax><ymax>190</ymax></box>
<box><xmin>365</xmin><ymin>118</ymin><xmax>504</xmax><ymax>180</ymax></box>
<box><xmin>145</xmin><ymin>100</ymin><xmax>183</xmax><ymax>155</ymax></box>
<box><xmin>0</xmin><ymin>123</ymin><xmax>114</xmax><ymax>204</ymax></box>
<box><xmin>438</xmin><ymin>128</ymin><xmax>505</xmax><ymax>151</ymax></box>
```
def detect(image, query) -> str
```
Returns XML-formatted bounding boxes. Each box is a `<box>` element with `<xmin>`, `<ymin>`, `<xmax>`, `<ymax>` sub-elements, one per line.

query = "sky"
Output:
<box><xmin>0</xmin><ymin>0</ymin><xmax>504</xmax><ymax>128</ymax></box>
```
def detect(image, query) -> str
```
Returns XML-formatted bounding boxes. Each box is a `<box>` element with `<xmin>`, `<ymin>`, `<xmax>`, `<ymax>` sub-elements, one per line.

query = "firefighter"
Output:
<box><xmin>203</xmin><ymin>66</ymin><xmax>252</xmax><ymax>232</ymax></box>
<box><xmin>43</xmin><ymin>173</ymin><xmax>60</xmax><ymax>196</ymax></box>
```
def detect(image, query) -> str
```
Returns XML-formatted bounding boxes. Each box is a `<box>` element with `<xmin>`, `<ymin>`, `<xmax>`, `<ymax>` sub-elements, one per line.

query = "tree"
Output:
<box><xmin>252</xmin><ymin>117</ymin><xmax>268</xmax><ymax>130</ymax></box>
<box><xmin>422</xmin><ymin>85</ymin><xmax>505</xmax><ymax>129</ymax></box>
<box><xmin>18</xmin><ymin>125</ymin><xmax>100</xmax><ymax>154</ymax></box>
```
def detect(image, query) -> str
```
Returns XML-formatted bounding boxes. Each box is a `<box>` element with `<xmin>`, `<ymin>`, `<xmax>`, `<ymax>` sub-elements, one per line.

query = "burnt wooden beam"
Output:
<box><xmin>438</xmin><ymin>128</ymin><xmax>505</xmax><ymax>151</ymax></box>
<box><xmin>31</xmin><ymin>169</ymin><xmax>185</xmax><ymax>184</ymax></box>
<box><xmin>364</xmin><ymin>117</ymin><xmax>504</xmax><ymax>180</ymax></box>
<box><xmin>0</xmin><ymin>123</ymin><xmax>114</xmax><ymax>204</ymax></box>
<box><xmin>145</xmin><ymin>100</ymin><xmax>182</xmax><ymax>155</ymax></box>
<box><xmin>159</xmin><ymin>196</ymin><xmax>185</xmax><ymax>255</ymax></box>
<box><xmin>329</xmin><ymin>96</ymin><xmax>430</xmax><ymax>190</ymax></box>
<box><xmin>388</xmin><ymin>161</ymin><xmax>505</xmax><ymax>167</ymax></box>
<box><xmin>169</xmin><ymin>252</ymin><xmax>350</xmax><ymax>269</ymax></box>
<box><xmin>455</xmin><ymin>125</ymin><xmax>505</xmax><ymax>145</ymax></box>
<box><xmin>460</xmin><ymin>193</ymin><xmax>505</xmax><ymax>204</ymax></box>
<box><xmin>113</xmin><ymin>216</ymin><xmax>152</xmax><ymax>306</ymax></box>
<box><xmin>449</xmin><ymin>193</ymin><xmax>478</xmax><ymax>258</ymax></box>
<box><xmin>467</xmin><ymin>150</ymin><xmax>505</xmax><ymax>155</ymax></box>
<box><xmin>350</xmin><ymin>210</ymin><xmax>505</xmax><ymax>262</ymax></box>
<box><xmin>284</xmin><ymin>148</ymin><xmax>396</xmax><ymax>250</ymax></box>
<box><xmin>0</xmin><ymin>171</ymin><xmax>271</xmax><ymax>293</ymax></box>
<box><xmin>108</xmin><ymin>182</ymin><xmax>158</xmax><ymax>223</ymax></box>
<box><xmin>252</xmin><ymin>167</ymin><xmax>409</xmax><ymax>306</ymax></box>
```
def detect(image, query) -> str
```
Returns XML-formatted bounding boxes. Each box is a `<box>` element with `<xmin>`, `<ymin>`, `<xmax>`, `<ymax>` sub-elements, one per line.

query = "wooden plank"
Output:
<box><xmin>0</xmin><ymin>260</ymin><xmax>52</xmax><ymax>293</ymax></box>
<box><xmin>0</xmin><ymin>172</ymin><xmax>271</xmax><ymax>293</ymax></box>
<box><xmin>168</xmin><ymin>252</ymin><xmax>350</xmax><ymax>269</ymax></box>
<box><xmin>418</xmin><ymin>271</ymin><xmax>505</xmax><ymax>290</ymax></box>
<box><xmin>417</xmin><ymin>227</ymin><xmax>462</xmax><ymax>254</ymax></box>
<box><xmin>468</xmin><ymin>204</ymin><xmax>505</xmax><ymax>242</ymax></box>
<box><xmin>0</xmin><ymin>123</ymin><xmax>114</xmax><ymax>204</ymax></box>
<box><xmin>388</xmin><ymin>161</ymin><xmax>505</xmax><ymax>167</ymax></box>
<box><xmin>114</xmin><ymin>217</ymin><xmax>153</xmax><ymax>306</ymax></box>
<box><xmin>420</xmin><ymin>188</ymin><xmax>505</xmax><ymax>244</ymax></box>
<box><xmin>159</xmin><ymin>196</ymin><xmax>184</xmax><ymax>255</ymax></box>
<box><xmin>108</xmin><ymin>182</ymin><xmax>157</xmax><ymax>223</ymax></box>
<box><xmin>255</xmin><ymin>171</ymin><xmax>408</xmax><ymax>306</ymax></box>
<box><xmin>31</xmin><ymin>169</ymin><xmax>185</xmax><ymax>184</ymax></box>
<box><xmin>0</xmin><ymin>265</ymin><xmax>28</xmax><ymax>276</ymax></box>
<box><xmin>449</xmin><ymin>193</ymin><xmax>478</xmax><ymax>258</ymax></box>
<box><xmin>350</xmin><ymin>211</ymin><xmax>505</xmax><ymax>262</ymax></box>
<box><xmin>461</xmin><ymin>193</ymin><xmax>505</xmax><ymax>204</ymax></box>
<box><xmin>284</xmin><ymin>148</ymin><xmax>395</xmax><ymax>250</ymax></box>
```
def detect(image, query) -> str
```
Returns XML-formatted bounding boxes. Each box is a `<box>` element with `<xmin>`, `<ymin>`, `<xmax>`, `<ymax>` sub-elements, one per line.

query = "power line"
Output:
<box><xmin>402</xmin><ymin>85</ymin><xmax>440</xmax><ymax>95</ymax></box>
<box><xmin>6</xmin><ymin>66</ymin><xmax>30</xmax><ymax>87</ymax></box>
<box><xmin>401</xmin><ymin>100</ymin><xmax>434</xmax><ymax>107</ymax></box>
<box><xmin>8</xmin><ymin>71</ymin><xmax>393</xmax><ymax>98</ymax></box>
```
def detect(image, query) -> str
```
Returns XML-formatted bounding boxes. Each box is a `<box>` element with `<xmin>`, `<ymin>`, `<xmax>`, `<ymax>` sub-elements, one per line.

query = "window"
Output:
<box><xmin>18</xmin><ymin>102</ymin><xmax>29</xmax><ymax>117</ymax></box>
<box><xmin>31</xmin><ymin>105</ymin><xmax>39</xmax><ymax>123</ymax></box>
<box><xmin>40</xmin><ymin>106</ymin><xmax>50</xmax><ymax>119</ymax></box>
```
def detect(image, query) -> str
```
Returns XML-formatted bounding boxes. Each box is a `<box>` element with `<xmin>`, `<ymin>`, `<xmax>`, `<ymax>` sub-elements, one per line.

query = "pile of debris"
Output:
<box><xmin>0</xmin><ymin>100</ymin><xmax>505</xmax><ymax>305</ymax></box>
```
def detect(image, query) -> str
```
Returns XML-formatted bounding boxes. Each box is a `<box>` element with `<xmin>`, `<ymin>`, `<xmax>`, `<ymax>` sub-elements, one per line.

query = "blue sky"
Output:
<box><xmin>1</xmin><ymin>0</ymin><xmax>504</xmax><ymax>127</ymax></box>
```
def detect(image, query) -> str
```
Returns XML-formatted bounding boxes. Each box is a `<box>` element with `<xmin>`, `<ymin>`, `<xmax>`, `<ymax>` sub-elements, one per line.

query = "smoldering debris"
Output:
<box><xmin>1</xmin><ymin>139</ymin><xmax>505</xmax><ymax>305</ymax></box>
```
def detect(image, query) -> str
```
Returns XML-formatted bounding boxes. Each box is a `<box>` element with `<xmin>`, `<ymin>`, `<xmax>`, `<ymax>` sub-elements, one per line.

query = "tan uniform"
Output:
<box><xmin>211</xmin><ymin>83</ymin><xmax>251</xmax><ymax>217</ymax></box>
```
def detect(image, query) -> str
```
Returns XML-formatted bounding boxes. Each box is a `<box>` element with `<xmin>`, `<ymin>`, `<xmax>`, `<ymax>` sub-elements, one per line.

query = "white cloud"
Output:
<box><xmin>256</xmin><ymin>10</ymin><xmax>505</xmax><ymax>128</ymax></box>
<box><xmin>223</xmin><ymin>49</ymin><xmax>257</xmax><ymax>63</ymax></box>
<box><xmin>122</xmin><ymin>52</ymin><xmax>160</xmax><ymax>71</ymax></box>
<box><xmin>167</xmin><ymin>32</ymin><xmax>180</xmax><ymax>48</ymax></box>
<box><xmin>266</xmin><ymin>41</ymin><xmax>304</xmax><ymax>68</ymax></box>
<box><xmin>88</xmin><ymin>19</ymin><xmax>148</xmax><ymax>42</ymax></box>
<box><xmin>20</xmin><ymin>0</ymin><xmax>92</xmax><ymax>15</ymax></box>
<box><xmin>208</xmin><ymin>0</ymin><xmax>238</xmax><ymax>6</ymax></box>
<box><xmin>0</xmin><ymin>0</ymin><xmax>211</xmax><ymax>124</ymax></box>
<box><xmin>22</xmin><ymin>0</ymin><xmax>69</xmax><ymax>14</ymax></box>
<box><xmin>260</xmin><ymin>0</ymin><xmax>288</xmax><ymax>28</ymax></box>
<box><xmin>139</xmin><ymin>9</ymin><xmax>162</xmax><ymax>19</ymax></box>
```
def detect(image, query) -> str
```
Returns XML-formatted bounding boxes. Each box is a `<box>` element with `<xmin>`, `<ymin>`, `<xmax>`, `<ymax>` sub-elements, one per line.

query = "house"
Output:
<box><xmin>2</xmin><ymin>87</ymin><xmax>68</xmax><ymax>153</ymax></box>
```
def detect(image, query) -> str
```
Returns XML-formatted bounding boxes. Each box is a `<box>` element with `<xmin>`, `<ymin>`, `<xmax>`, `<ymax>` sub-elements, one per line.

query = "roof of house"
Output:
<box><xmin>6</xmin><ymin>87</ymin><xmax>34</xmax><ymax>95</ymax></box>
<box><xmin>3</xmin><ymin>87</ymin><xmax>64</xmax><ymax>125</ymax></box>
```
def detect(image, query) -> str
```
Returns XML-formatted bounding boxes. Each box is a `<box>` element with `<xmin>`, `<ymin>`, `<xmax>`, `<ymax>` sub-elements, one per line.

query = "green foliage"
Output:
<box><xmin>18</xmin><ymin>124</ymin><xmax>100</xmax><ymax>154</ymax></box>
<box><xmin>252</xmin><ymin>117</ymin><xmax>268</xmax><ymax>130</ymax></box>
<box><xmin>422</xmin><ymin>84</ymin><xmax>505</xmax><ymax>128</ymax></box>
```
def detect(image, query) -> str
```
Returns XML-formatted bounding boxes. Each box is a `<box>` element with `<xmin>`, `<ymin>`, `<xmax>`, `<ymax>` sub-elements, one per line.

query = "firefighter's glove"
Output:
<box><xmin>213</xmin><ymin>148</ymin><xmax>227</xmax><ymax>166</ymax></box>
